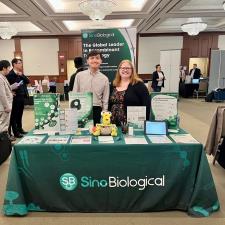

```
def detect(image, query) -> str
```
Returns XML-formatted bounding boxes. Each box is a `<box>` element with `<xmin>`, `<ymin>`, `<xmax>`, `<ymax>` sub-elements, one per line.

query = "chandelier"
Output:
<box><xmin>181</xmin><ymin>18</ymin><xmax>207</xmax><ymax>36</ymax></box>
<box><xmin>79</xmin><ymin>0</ymin><xmax>117</xmax><ymax>21</ymax></box>
<box><xmin>0</xmin><ymin>22</ymin><xmax>17</xmax><ymax>39</ymax></box>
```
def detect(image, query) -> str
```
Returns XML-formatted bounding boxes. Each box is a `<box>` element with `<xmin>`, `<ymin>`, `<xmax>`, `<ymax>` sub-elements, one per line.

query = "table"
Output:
<box><xmin>2</xmin><ymin>131</ymin><xmax>219</xmax><ymax>217</ymax></box>
<box><xmin>179</xmin><ymin>83</ymin><xmax>195</xmax><ymax>98</ymax></box>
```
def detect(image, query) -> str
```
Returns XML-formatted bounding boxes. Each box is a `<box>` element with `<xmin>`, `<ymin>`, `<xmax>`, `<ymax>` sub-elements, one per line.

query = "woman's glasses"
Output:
<box><xmin>119</xmin><ymin>67</ymin><xmax>132</xmax><ymax>71</ymax></box>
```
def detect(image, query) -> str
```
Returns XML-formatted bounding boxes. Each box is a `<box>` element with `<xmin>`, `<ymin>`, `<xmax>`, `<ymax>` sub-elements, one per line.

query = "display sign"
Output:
<box><xmin>69</xmin><ymin>92</ymin><xmax>93</xmax><ymax>128</ymax></box>
<box><xmin>33</xmin><ymin>94</ymin><xmax>60</xmax><ymax>131</ymax></box>
<box><xmin>127</xmin><ymin>106</ymin><xmax>146</xmax><ymax>129</ymax></box>
<box><xmin>150</xmin><ymin>93</ymin><xmax>178</xmax><ymax>129</ymax></box>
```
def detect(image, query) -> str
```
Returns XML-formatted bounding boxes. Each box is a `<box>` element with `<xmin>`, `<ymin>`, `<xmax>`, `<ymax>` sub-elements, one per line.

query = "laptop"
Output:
<box><xmin>144</xmin><ymin>121</ymin><xmax>168</xmax><ymax>135</ymax></box>
<box><xmin>192</xmin><ymin>79</ymin><xmax>200</xmax><ymax>84</ymax></box>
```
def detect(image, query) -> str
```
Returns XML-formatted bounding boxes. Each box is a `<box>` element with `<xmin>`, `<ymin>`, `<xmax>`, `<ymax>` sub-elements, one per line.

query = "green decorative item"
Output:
<box><xmin>5</xmin><ymin>191</ymin><xmax>19</xmax><ymax>205</ymax></box>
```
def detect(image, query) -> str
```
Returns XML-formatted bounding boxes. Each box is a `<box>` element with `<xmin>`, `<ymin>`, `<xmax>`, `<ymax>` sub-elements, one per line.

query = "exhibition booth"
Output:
<box><xmin>2</xmin><ymin>92</ymin><xmax>219</xmax><ymax>217</ymax></box>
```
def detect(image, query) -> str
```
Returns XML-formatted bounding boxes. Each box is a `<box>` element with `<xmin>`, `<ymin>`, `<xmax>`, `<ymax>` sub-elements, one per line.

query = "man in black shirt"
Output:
<box><xmin>7</xmin><ymin>58</ymin><xmax>29</xmax><ymax>138</ymax></box>
<box><xmin>69</xmin><ymin>57</ymin><xmax>85</xmax><ymax>91</ymax></box>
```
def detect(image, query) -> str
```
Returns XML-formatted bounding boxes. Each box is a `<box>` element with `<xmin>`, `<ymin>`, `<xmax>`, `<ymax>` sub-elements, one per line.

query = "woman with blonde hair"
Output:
<box><xmin>109</xmin><ymin>60</ymin><xmax>150</xmax><ymax>126</ymax></box>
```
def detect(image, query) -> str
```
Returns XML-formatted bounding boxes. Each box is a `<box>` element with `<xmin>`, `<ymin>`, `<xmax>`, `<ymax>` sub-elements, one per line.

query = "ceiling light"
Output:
<box><xmin>79</xmin><ymin>0</ymin><xmax>117</xmax><ymax>21</ymax></box>
<box><xmin>181</xmin><ymin>18</ymin><xmax>207</xmax><ymax>36</ymax></box>
<box><xmin>0</xmin><ymin>22</ymin><xmax>17</xmax><ymax>39</ymax></box>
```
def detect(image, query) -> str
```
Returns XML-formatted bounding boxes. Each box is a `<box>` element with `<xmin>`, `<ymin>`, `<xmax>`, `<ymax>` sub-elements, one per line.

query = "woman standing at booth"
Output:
<box><xmin>151</xmin><ymin>64</ymin><xmax>165</xmax><ymax>92</ymax></box>
<box><xmin>109</xmin><ymin>60</ymin><xmax>150</xmax><ymax>126</ymax></box>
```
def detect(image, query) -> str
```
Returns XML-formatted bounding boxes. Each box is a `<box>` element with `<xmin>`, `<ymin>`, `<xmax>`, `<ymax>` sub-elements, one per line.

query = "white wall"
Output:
<box><xmin>0</xmin><ymin>40</ymin><xmax>15</xmax><ymax>63</ymax></box>
<box><xmin>218</xmin><ymin>35</ymin><xmax>225</xmax><ymax>50</ymax></box>
<box><xmin>21</xmin><ymin>39</ymin><xmax>59</xmax><ymax>76</ymax></box>
<box><xmin>138</xmin><ymin>36</ymin><xmax>183</xmax><ymax>74</ymax></box>
<box><xmin>160</xmin><ymin>50</ymin><xmax>181</xmax><ymax>93</ymax></box>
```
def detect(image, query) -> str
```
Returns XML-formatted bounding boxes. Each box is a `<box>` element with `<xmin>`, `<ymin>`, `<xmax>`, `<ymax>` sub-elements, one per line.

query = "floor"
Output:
<box><xmin>0</xmin><ymin>98</ymin><xmax>225</xmax><ymax>225</ymax></box>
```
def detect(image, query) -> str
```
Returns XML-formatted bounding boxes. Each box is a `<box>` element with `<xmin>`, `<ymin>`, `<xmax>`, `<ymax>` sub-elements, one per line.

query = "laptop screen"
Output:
<box><xmin>144</xmin><ymin>121</ymin><xmax>167</xmax><ymax>135</ymax></box>
<box><xmin>192</xmin><ymin>79</ymin><xmax>199</xmax><ymax>84</ymax></box>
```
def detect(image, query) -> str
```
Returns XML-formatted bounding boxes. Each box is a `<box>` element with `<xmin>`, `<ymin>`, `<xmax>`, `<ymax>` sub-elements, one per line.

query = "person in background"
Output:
<box><xmin>109</xmin><ymin>59</ymin><xmax>150</xmax><ymax>126</ymax></box>
<box><xmin>189</xmin><ymin>64</ymin><xmax>201</xmax><ymax>91</ymax></box>
<box><xmin>49</xmin><ymin>77</ymin><xmax>57</xmax><ymax>93</ymax></box>
<box><xmin>0</xmin><ymin>60</ymin><xmax>13</xmax><ymax>136</ymax></box>
<box><xmin>189</xmin><ymin>63</ymin><xmax>201</xmax><ymax>79</ymax></box>
<box><xmin>69</xmin><ymin>57</ymin><xmax>85</xmax><ymax>91</ymax></box>
<box><xmin>42</xmin><ymin>75</ymin><xmax>50</xmax><ymax>89</ymax></box>
<box><xmin>179</xmin><ymin>66</ymin><xmax>186</xmax><ymax>83</ymax></box>
<box><xmin>151</xmin><ymin>64</ymin><xmax>165</xmax><ymax>92</ymax></box>
<box><xmin>7</xmin><ymin>58</ymin><xmax>29</xmax><ymax>138</ymax></box>
<box><xmin>73</xmin><ymin>50</ymin><xmax>109</xmax><ymax>125</ymax></box>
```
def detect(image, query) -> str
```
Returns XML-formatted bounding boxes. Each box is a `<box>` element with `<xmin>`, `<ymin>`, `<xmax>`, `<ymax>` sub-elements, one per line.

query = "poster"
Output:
<box><xmin>82</xmin><ymin>28</ymin><xmax>136</xmax><ymax>81</ymax></box>
<box><xmin>150</xmin><ymin>93</ymin><xmax>178</xmax><ymax>129</ymax></box>
<box><xmin>33</xmin><ymin>93</ymin><xmax>60</xmax><ymax>131</ymax></box>
<box><xmin>69</xmin><ymin>92</ymin><xmax>93</xmax><ymax>128</ymax></box>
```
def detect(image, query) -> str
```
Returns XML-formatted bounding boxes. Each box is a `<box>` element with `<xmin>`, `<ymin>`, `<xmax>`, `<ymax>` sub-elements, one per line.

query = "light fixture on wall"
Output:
<box><xmin>79</xmin><ymin>0</ymin><xmax>117</xmax><ymax>21</ymax></box>
<box><xmin>181</xmin><ymin>18</ymin><xmax>207</xmax><ymax>36</ymax></box>
<box><xmin>0</xmin><ymin>22</ymin><xmax>17</xmax><ymax>39</ymax></box>
<box><xmin>223</xmin><ymin>1</ymin><xmax>225</xmax><ymax>10</ymax></box>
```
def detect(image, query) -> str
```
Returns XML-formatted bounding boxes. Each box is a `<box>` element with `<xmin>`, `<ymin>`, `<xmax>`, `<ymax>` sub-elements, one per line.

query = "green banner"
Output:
<box><xmin>151</xmin><ymin>93</ymin><xmax>179</xmax><ymax>129</ymax></box>
<box><xmin>33</xmin><ymin>94</ymin><xmax>60</xmax><ymax>131</ymax></box>
<box><xmin>82</xmin><ymin>28</ymin><xmax>136</xmax><ymax>81</ymax></box>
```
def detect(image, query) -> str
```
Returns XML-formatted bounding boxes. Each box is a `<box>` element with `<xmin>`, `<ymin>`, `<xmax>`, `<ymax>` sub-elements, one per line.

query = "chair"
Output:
<box><xmin>193</xmin><ymin>79</ymin><xmax>208</xmax><ymax>99</ymax></box>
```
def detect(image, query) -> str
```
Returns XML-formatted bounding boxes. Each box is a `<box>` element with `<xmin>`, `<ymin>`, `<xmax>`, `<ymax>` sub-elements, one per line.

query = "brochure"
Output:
<box><xmin>127</xmin><ymin>106</ymin><xmax>146</xmax><ymax>129</ymax></box>
<box><xmin>169</xmin><ymin>134</ymin><xmax>199</xmax><ymax>144</ymax></box>
<box><xmin>147</xmin><ymin>135</ymin><xmax>172</xmax><ymax>144</ymax></box>
<box><xmin>33</xmin><ymin>93</ymin><xmax>60</xmax><ymax>132</ymax></box>
<box><xmin>45</xmin><ymin>135</ymin><xmax>70</xmax><ymax>144</ymax></box>
<box><xmin>70</xmin><ymin>136</ymin><xmax>92</xmax><ymax>144</ymax></box>
<box><xmin>60</xmin><ymin>108</ymin><xmax>78</xmax><ymax>133</ymax></box>
<box><xmin>17</xmin><ymin>135</ymin><xmax>45</xmax><ymax>144</ymax></box>
<box><xmin>124</xmin><ymin>136</ymin><xmax>148</xmax><ymax>144</ymax></box>
<box><xmin>69</xmin><ymin>92</ymin><xmax>93</xmax><ymax>128</ymax></box>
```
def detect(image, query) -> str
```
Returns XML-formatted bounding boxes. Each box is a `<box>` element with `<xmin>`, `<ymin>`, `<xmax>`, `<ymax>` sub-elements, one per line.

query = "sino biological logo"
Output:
<box><xmin>60</xmin><ymin>173</ymin><xmax>165</xmax><ymax>191</ymax></box>
<box><xmin>60</xmin><ymin>173</ymin><xmax>78</xmax><ymax>191</ymax></box>
<box><xmin>82</xmin><ymin>33</ymin><xmax>88</xmax><ymax>39</ymax></box>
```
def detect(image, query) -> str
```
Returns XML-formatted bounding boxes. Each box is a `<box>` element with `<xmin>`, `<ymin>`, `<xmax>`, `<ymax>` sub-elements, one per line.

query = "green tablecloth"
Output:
<box><xmin>2</xmin><ymin>131</ymin><xmax>219</xmax><ymax>216</ymax></box>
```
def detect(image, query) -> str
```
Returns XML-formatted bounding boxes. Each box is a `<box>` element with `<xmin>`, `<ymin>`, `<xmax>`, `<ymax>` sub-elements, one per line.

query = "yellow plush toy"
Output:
<box><xmin>102</xmin><ymin>111</ymin><xmax>111</xmax><ymax>126</ymax></box>
<box><xmin>92</xmin><ymin>125</ymin><xmax>101</xmax><ymax>136</ymax></box>
<box><xmin>111</xmin><ymin>125</ymin><xmax>118</xmax><ymax>137</ymax></box>
<box><xmin>91</xmin><ymin>111</ymin><xmax>118</xmax><ymax>136</ymax></box>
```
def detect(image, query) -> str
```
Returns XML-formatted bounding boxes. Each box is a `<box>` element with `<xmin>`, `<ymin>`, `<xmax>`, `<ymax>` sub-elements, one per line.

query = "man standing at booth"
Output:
<box><xmin>0</xmin><ymin>60</ymin><xmax>13</xmax><ymax>164</ymax></box>
<box><xmin>189</xmin><ymin>63</ymin><xmax>201</xmax><ymax>91</ymax></box>
<box><xmin>190</xmin><ymin>64</ymin><xmax>201</xmax><ymax>79</ymax></box>
<box><xmin>73</xmin><ymin>50</ymin><xmax>109</xmax><ymax>125</ymax></box>
<box><xmin>7</xmin><ymin>58</ymin><xmax>29</xmax><ymax>138</ymax></box>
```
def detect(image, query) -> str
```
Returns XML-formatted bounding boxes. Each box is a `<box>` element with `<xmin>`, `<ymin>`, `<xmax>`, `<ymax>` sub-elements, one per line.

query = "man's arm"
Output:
<box><xmin>102</xmin><ymin>79</ymin><xmax>110</xmax><ymax>111</ymax></box>
<box><xmin>0</xmin><ymin>80</ymin><xmax>11</xmax><ymax>112</ymax></box>
<box><xmin>18</xmin><ymin>72</ymin><xmax>30</xmax><ymax>84</ymax></box>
